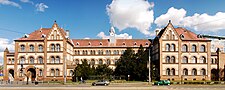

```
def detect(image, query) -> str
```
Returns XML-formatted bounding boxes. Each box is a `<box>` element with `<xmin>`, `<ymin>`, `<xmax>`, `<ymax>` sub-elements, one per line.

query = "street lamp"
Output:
<box><xmin>148</xmin><ymin>42</ymin><xmax>152</xmax><ymax>85</ymax></box>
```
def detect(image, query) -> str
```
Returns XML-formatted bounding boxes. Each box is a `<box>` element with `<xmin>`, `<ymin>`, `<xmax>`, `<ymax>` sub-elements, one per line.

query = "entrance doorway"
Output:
<box><xmin>27</xmin><ymin>68</ymin><xmax>36</xmax><ymax>81</ymax></box>
<box><xmin>8</xmin><ymin>69</ymin><xmax>14</xmax><ymax>81</ymax></box>
<box><xmin>211</xmin><ymin>69</ymin><xmax>217</xmax><ymax>81</ymax></box>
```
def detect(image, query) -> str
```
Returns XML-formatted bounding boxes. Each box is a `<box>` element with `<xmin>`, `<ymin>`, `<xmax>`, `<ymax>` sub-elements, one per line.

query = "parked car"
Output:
<box><xmin>154</xmin><ymin>80</ymin><xmax>170</xmax><ymax>85</ymax></box>
<box><xmin>92</xmin><ymin>80</ymin><xmax>110</xmax><ymax>86</ymax></box>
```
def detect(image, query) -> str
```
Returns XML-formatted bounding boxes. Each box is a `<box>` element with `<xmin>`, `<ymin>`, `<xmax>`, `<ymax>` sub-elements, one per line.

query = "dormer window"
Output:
<box><xmin>41</xmin><ymin>34</ymin><xmax>46</xmax><ymax>38</ymax></box>
<box><xmin>145</xmin><ymin>42</ymin><xmax>149</xmax><ymax>45</ymax></box>
<box><xmin>24</xmin><ymin>34</ymin><xmax>29</xmax><ymax>38</ymax></box>
<box><xmin>76</xmin><ymin>42</ymin><xmax>79</xmax><ymax>46</ymax></box>
<box><xmin>100</xmin><ymin>42</ymin><xmax>102</xmax><ymax>46</ymax></box>
<box><xmin>134</xmin><ymin>42</ymin><xmax>137</xmax><ymax>45</ymax></box>
<box><xmin>122</xmin><ymin>42</ymin><xmax>126</xmax><ymax>45</ymax></box>
<box><xmin>180</xmin><ymin>34</ymin><xmax>184</xmax><ymax>39</ymax></box>
<box><xmin>88</xmin><ymin>42</ymin><xmax>91</xmax><ymax>46</ymax></box>
<box><xmin>197</xmin><ymin>34</ymin><xmax>203</xmax><ymax>38</ymax></box>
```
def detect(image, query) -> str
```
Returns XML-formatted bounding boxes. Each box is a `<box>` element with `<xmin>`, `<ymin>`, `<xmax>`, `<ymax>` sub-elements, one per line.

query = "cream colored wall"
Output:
<box><xmin>162</xmin><ymin>64</ymin><xmax>179</xmax><ymax>75</ymax></box>
<box><xmin>161</xmin><ymin>52</ymin><xmax>179</xmax><ymax>63</ymax></box>
<box><xmin>181</xmin><ymin>64</ymin><xmax>208</xmax><ymax>75</ymax></box>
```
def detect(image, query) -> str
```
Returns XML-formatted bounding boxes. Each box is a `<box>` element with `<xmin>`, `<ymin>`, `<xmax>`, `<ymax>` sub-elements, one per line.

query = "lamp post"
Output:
<box><xmin>148</xmin><ymin>44</ymin><xmax>152</xmax><ymax>85</ymax></box>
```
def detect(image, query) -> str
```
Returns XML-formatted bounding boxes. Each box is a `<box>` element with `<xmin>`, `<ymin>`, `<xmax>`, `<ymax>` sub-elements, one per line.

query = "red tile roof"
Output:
<box><xmin>17</xmin><ymin>28</ymin><xmax>51</xmax><ymax>40</ymax></box>
<box><xmin>72</xmin><ymin>39</ymin><xmax>150</xmax><ymax>47</ymax></box>
<box><xmin>156</xmin><ymin>22</ymin><xmax>208</xmax><ymax>41</ymax></box>
<box><xmin>16</xmin><ymin>22</ymin><xmax>67</xmax><ymax>41</ymax></box>
<box><xmin>174</xmin><ymin>27</ymin><xmax>207</xmax><ymax>40</ymax></box>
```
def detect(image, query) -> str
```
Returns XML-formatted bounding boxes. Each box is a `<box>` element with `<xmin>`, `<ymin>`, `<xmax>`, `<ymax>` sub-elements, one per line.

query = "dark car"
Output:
<box><xmin>154</xmin><ymin>80</ymin><xmax>170</xmax><ymax>85</ymax></box>
<box><xmin>92</xmin><ymin>80</ymin><xmax>110</xmax><ymax>86</ymax></box>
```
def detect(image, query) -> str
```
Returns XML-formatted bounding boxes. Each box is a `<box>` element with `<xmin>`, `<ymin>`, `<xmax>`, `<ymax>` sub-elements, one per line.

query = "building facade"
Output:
<box><xmin>3</xmin><ymin>22</ymin><xmax>150</xmax><ymax>81</ymax></box>
<box><xmin>152</xmin><ymin>21</ymin><xmax>212</xmax><ymax>81</ymax></box>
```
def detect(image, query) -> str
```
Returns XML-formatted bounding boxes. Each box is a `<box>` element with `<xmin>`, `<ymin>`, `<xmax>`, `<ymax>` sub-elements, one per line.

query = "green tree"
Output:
<box><xmin>114</xmin><ymin>45</ymin><xmax>149</xmax><ymax>81</ymax></box>
<box><xmin>114</xmin><ymin>47</ymin><xmax>135</xmax><ymax>80</ymax></box>
<box><xmin>73</xmin><ymin>60</ymin><xmax>94</xmax><ymax>80</ymax></box>
<box><xmin>95</xmin><ymin>64</ymin><xmax>113</xmax><ymax>76</ymax></box>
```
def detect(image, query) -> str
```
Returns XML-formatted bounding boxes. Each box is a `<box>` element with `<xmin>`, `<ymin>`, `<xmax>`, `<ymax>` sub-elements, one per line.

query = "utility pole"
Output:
<box><xmin>148</xmin><ymin>45</ymin><xmax>151</xmax><ymax>85</ymax></box>
<box><xmin>64</xmin><ymin>55</ymin><xmax>67</xmax><ymax>84</ymax></box>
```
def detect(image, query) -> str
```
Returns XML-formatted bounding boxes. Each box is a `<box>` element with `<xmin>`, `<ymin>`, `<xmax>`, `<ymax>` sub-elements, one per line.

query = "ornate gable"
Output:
<box><xmin>158</xmin><ymin>21</ymin><xmax>179</xmax><ymax>40</ymax></box>
<box><xmin>47</xmin><ymin>21</ymin><xmax>67</xmax><ymax>40</ymax></box>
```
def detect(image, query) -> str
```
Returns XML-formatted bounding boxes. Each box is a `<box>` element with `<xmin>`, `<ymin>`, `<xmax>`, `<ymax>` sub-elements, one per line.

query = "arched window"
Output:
<box><xmin>166</xmin><ymin>68</ymin><xmax>170</xmax><ymax>76</ymax></box>
<box><xmin>56</xmin><ymin>35</ymin><xmax>60</xmax><ymax>40</ymax></box>
<box><xmin>20</xmin><ymin>57</ymin><xmax>25</xmax><ymax>64</ymax></box>
<box><xmin>75</xmin><ymin>59</ymin><xmax>79</xmax><ymax>64</ymax></box>
<box><xmin>54</xmin><ymin>30</ymin><xmax>57</xmax><ymax>39</ymax></box>
<box><xmin>106</xmin><ymin>50</ymin><xmax>111</xmax><ymax>55</ymax></box>
<box><xmin>171</xmin><ymin>44</ymin><xmax>175</xmax><ymax>51</ymax></box>
<box><xmin>38</xmin><ymin>45</ymin><xmax>43</xmax><ymax>52</ymax></box>
<box><xmin>171</xmin><ymin>68</ymin><xmax>175</xmax><ymax>75</ymax></box>
<box><xmin>166</xmin><ymin>56</ymin><xmax>170</xmax><ymax>63</ymax></box>
<box><xmin>172</xmin><ymin>35</ymin><xmax>175</xmax><ymax>40</ymax></box>
<box><xmin>51</xmin><ymin>56</ymin><xmax>55</xmax><ymax>63</ymax></box>
<box><xmin>38</xmin><ymin>56</ymin><xmax>43</xmax><ymax>64</ymax></box>
<box><xmin>182</xmin><ymin>56</ymin><xmax>188</xmax><ymax>63</ymax></box>
<box><xmin>91</xmin><ymin>59</ymin><xmax>95</xmax><ymax>65</ymax></box>
<box><xmin>70</xmin><ymin>70</ymin><xmax>73</xmax><ymax>76</ymax></box>
<box><xmin>171</xmin><ymin>56</ymin><xmax>175</xmax><ymax>63</ymax></box>
<box><xmin>99</xmin><ymin>59</ymin><xmax>103</xmax><ymax>65</ymax></box>
<box><xmin>121</xmin><ymin>50</ymin><xmax>125</xmax><ymax>54</ymax></box>
<box><xmin>29</xmin><ymin>57</ymin><xmax>34</xmax><ymax>64</ymax></box>
<box><xmin>200</xmin><ymin>68</ymin><xmax>206</xmax><ymax>75</ymax></box>
<box><xmin>107</xmin><ymin>59</ymin><xmax>111</xmax><ymax>65</ymax></box>
<box><xmin>169</xmin><ymin>30</ymin><xmax>172</xmax><ymax>40</ymax></box>
<box><xmin>8</xmin><ymin>59</ymin><xmax>11</xmax><ymax>64</ymax></box>
<box><xmin>77</xmin><ymin>50</ymin><xmax>80</xmax><ymax>55</ymax></box>
<box><xmin>192</xmin><ymin>68</ymin><xmax>197</xmax><ymax>75</ymax></box>
<box><xmin>20</xmin><ymin>45</ymin><xmax>25</xmax><ymax>52</ymax></box>
<box><xmin>182</xmin><ymin>44</ymin><xmax>188</xmax><ymax>52</ymax></box>
<box><xmin>200</xmin><ymin>45</ymin><xmax>206</xmax><ymax>52</ymax></box>
<box><xmin>56</xmin><ymin>56</ymin><xmax>60</xmax><ymax>63</ymax></box>
<box><xmin>165</xmin><ymin>44</ymin><xmax>170</xmax><ymax>51</ymax></box>
<box><xmin>200</xmin><ymin>56</ymin><xmax>206</xmax><ymax>63</ymax></box>
<box><xmin>183</xmin><ymin>68</ymin><xmax>188</xmax><ymax>75</ymax></box>
<box><xmin>11</xmin><ymin>58</ymin><xmax>14</xmax><ymax>64</ymax></box>
<box><xmin>50</xmin><ymin>69</ymin><xmax>55</xmax><ymax>76</ymax></box>
<box><xmin>166</xmin><ymin>34</ymin><xmax>169</xmax><ymax>40</ymax></box>
<box><xmin>39</xmin><ymin>69</ymin><xmax>43</xmax><ymax>76</ymax></box>
<box><xmin>191</xmin><ymin>56</ymin><xmax>197</xmax><ymax>63</ymax></box>
<box><xmin>30</xmin><ymin>45</ymin><xmax>34</xmax><ymax>52</ymax></box>
<box><xmin>191</xmin><ymin>45</ymin><xmax>197</xmax><ymax>52</ymax></box>
<box><xmin>55</xmin><ymin>69</ymin><xmax>59</xmax><ymax>76</ymax></box>
<box><xmin>51</xmin><ymin>44</ymin><xmax>55</xmax><ymax>51</ymax></box>
<box><xmin>56</xmin><ymin>44</ymin><xmax>60</xmax><ymax>51</ymax></box>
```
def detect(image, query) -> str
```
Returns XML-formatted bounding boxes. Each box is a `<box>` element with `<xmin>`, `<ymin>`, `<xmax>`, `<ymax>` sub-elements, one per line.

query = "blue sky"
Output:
<box><xmin>1</xmin><ymin>0</ymin><xmax>225</xmax><ymax>64</ymax></box>
<box><xmin>1</xmin><ymin>0</ymin><xmax>225</xmax><ymax>40</ymax></box>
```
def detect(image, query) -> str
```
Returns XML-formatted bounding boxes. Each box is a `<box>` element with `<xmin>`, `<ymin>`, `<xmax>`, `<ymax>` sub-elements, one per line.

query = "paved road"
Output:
<box><xmin>1</xmin><ymin>83</ymin><xmax>225</xmax><ymax>90</ymax></box>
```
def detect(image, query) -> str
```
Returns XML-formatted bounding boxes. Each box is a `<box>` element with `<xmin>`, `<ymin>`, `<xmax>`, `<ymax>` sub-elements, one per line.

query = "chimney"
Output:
<box><xmin>66</xmin><ymin>30</ymin><xmax>69</xmax><ymax>38</ymax></box>
<box><xmin>155</xmin><ymin>29</ymin><xmax>160</xmax><ymax>36</ymax></box>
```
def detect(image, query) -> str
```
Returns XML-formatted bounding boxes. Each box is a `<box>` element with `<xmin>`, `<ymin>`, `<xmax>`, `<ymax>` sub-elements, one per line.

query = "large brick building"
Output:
<box><xmin>3</xmin><ymin>21</ymin><xmax>150</xmax><ymax>82</ymax></box>
<box><xmin>3</xmin><ymin>21</ymin><xmax>225</xmax><ymax>82</ymax></box>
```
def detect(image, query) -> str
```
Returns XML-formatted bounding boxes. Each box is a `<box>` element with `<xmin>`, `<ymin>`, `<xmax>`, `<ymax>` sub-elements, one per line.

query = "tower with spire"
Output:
<box><xmin>109</xmin><ymin>26</ymin><xmax>116</xmax><ymax>44</ymax></box>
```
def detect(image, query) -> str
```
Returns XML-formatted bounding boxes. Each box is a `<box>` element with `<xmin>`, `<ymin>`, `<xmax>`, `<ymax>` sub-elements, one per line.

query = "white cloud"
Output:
<box><xmin>0</xmin><ymin>0</ymin><xmax>21</xmax><ymax>8</ymax></box>
<box><xmin>0</xmin><ymin>38</ymin><xmax>14</xmax><ymax>65</ymax></box>
<box><xmin>84</xmin><ymin>37</ymin><xmax>90</xmax><ymax>39</ymax></box>
<box><xmin>155</xmin><ymin>7</ymin><xmax>225</xmax><ymax>32</ymax></box>
<box><xmin>106</xmin><ymin>0</ymin><xmax>154</xmax><ymax>35</ymax></box>
<box><xmin>35</xmin><ymin>3</ymin><xmax>48</xmax><ymax>12</ymax></box>
<box><xmin>20</xmin><ymin>0</ymin><xmax>33</xmax><ymax>4</ymax></box>
<box><xmin>97</xmin><ymin>32</ymin><xmax>132</xmax><ymax>39</ymax></box>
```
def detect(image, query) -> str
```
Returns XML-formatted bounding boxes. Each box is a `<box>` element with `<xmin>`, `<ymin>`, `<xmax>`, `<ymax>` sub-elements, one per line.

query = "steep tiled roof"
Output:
<box><xmin>17</xmin><ymin>28</ymin><xmax>51</xmax><ymax>40</ymax></box>
<box><xmin>16</xmin><ymin>22</ymin><xmax>67</xmax><ymax>41</ymax></box>
<box><xmin>156</xmin><ymin>21</ymin><xmax>208</xmax><ymax>41</ymax></box>
<box><xmin>72</xmin><ymin>39</ymin><xmax>150</xmax><ymax>47</ymax></box>
<box><xmin>174</xmin><ymin>27</ymin><xmax>207</xmax><ymax>40</ymax></box>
